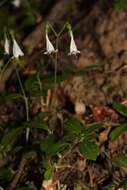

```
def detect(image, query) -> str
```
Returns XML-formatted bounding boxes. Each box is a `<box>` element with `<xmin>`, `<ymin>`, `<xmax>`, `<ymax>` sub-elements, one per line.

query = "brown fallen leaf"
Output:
<box><xmin>88</xmin><ymin>166</ymin><xmax>94</xmax><ymax>188</ymax></box>
<box><xmin>32</xmin><ymin>102</ymin><xmax>40</xmax><ymax>114</ymax></box>
<box><xmin>99</xmin><ymin>127</ymin><xmax>111</xmax><ymax>144</ymax></box>
<box><xmin>92</xmin><ymin>106</ymin><xmax>117</xmax><ymax>122</ymax></box>
<box><xmin>23</xmin><ymin>65</ymin><xmax>37</xmax><ymax>75</ymax></box>
<box><xmin>42</xmin><ymin>179</ymin><xmax>54</xmax><ymax>190</ymax></box>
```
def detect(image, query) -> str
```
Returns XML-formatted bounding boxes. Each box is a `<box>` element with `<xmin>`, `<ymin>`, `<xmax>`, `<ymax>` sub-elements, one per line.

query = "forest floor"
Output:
<box><xmin>0</xmin><ymin>0</ymin><xmax>127</xmax><ymax>190</ymax></box>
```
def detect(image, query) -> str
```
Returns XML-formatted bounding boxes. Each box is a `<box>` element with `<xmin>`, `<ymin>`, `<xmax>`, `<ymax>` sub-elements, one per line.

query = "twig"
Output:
<box><xmin>9</xmin><ymin>158</ymin><xmax>26</xmax><ymax>190</ymax></box>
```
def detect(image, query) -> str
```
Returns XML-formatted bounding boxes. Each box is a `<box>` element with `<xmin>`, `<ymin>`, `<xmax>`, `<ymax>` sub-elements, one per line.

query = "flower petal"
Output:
<box><xmin>13</xmin><ymin>38</ymin><xmax>24</xmax><ymax>58</ymax></box>
<box><xmin>4</xmin><ymin>37</ymin><xmax>9</xmax><ymax>55</ymax></box>
<box><xmin>44</xmin><ymin>34</ymin><xmax>57</xmax><ymax>54</ymax></box>
<box><xmin>68</xmin><ymin>32</ymin><xmax>80</xmax><ymax>55</ymax></box>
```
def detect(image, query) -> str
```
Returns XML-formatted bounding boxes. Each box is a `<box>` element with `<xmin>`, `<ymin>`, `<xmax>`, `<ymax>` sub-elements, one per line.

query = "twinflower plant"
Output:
<box><xmin>44</xmin><ymin>22</ymin><xmax>80</xmax><ymax>124</ymax></box>
<box><xmin>11</xmin><ymin>34</ymin><xmax>30</xmax><ymax>141</ymax></box>
<box><xmin>1</xmin><ymin>31</ymin><xmax>30</xmax><ymax>142</ymax></box>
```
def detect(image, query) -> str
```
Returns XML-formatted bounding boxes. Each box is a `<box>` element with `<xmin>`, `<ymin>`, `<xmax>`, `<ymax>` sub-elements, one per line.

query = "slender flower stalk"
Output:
<box><xmin>44</xmin><ymin>22</ymin><xmax>80</xmax><ymax>125</ymax></box>
<box><xmin>11</xmin><ymin>33</ymin><xmax>30</xmax><ymax>141</ymax></box>
<box><xmin>16</xmin><ymin>69</ymin><xmax>30</xmax><ymax>141</ymax></box>
<box><xmin>44</xmin><ymin>22</ymin><xmax>68</xmax><ymax>125</ymax></box>
<box><xmin>53</xmin><ymin>36</ymin><xmax>59</xmax><ymax>123</ymax></box>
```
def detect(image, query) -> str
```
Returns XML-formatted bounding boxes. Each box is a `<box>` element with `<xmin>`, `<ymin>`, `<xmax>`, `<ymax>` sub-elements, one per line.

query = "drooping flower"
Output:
<box><xmin>12</xmin><ymin>0</ymin><xmax>21</xmax><ymax>8</ymax></box>
<box><xmin>68</xmin><ymin>32</ymin><xmax>80</xmax><ymax>55</ymax></box>
<box><xmin>4</xmin><ymin>36</ymin><xmax>10</xmax><ymax>55</ymax></box>
<box><xmin>13</xmin><ymin>38</ymin><xmax>24</xmax><ymax>59</ymax></box>
<box><xmin>44</xmin><ymin>34</ymin><xmax>57</xmax><ymax>55</ymax></box>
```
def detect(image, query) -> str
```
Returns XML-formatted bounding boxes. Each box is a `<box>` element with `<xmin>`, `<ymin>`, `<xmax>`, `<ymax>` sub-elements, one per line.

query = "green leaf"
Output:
<box><xmin>114</xmin><ymin>0</ymin><xmax>127</xmax><ymax>10</ymax></box>
<box><xmin>113</xmin><ymin>154</ymin><xmax>127</xmax><ymax>168</ymax></box>
<box><xmin>43</xmin><ymin>159</ymin><xmax>53</xmax><ymax>180</ymax></box>
<box><xmin>40</xmin><ymin>135</ymin><xmax>69</xmax><ymax>156</ymax></box>
<box><xmin>79</xmin><ymin>141</ymin><xmax>99</xmax><ymax>161</ymax></box>
<box><xmin>75</xmin><ymin>65</ymin><xmax>100</xmax><ymax>77</ymax></box>
<box><xmin>47</xmin><ymin>142</ymin><xmax>69</xmax><ymax>156</ymax></box>
<box><xmin>63</xmin><ymin>119</ymin><xmax>83</xmax><ymax>136</ymax></box>
<box><xmin>103</xmin><ymin>185</ymin><xmax>112</xmax><ymax>190</ymax></box>
<box><xmin>83</xmin><ymin>124</ymin><xmax>103</xmax><ymax>140</ymax></box>
<box><xmin>24</xmin><ymin>76</ymin><xmax>39</xmax><ymax>94</ymax></box>
<box><xmin>44</xmin><ymin>167</ymin><xmax>53</xmax><ymax>180</ymax></box>
<box><xmin>23</xmin><ymin>151</ymin><xmax>37</xmax><ymax>161</ymax></box>
<box><xmin>1</xmin><ymin>127</ymin><xmax>24</xmax><ymax>149</ymax></box>
<box><xmin>27</xmin><ymin>113</ymin><xmax>49</xmax><ymax>132</ymax></box>
<box><xmin>42</xmin><ymin>73</ymin><xmax>70</xmax><ymax>86</ymax></box>
<box><xmin>76</xmin><ymin>184</ymin><xmax>82</xmax><ymax>190</ymax></box>
<box><xmin>112</xmin><ymin>103</ymin><xmax>127</xmax><ymax>118</ymax></box>
<box><xmin>43</xmin><ymin>159</ymin><xmax>51</xmax><ymax>168</ymax></box>
<box><xmin>13</xmin><ymin>146</ymin><xmax>23</xmax><ymax>154</ymax></box>
<box><xmin>15</xmin><ymin>187</ymin><xmax>34</xmax><ymax>190</ymax></box>
<box><xmin>109</xmin><ymin>123</ymin><xmax>127</xmax><ymax>141</ymax></box>
<box><xmin>0</xmin><ymin>167</ymin><xmax>11</xmax><ymax>181</ymax></box>
<box><xmin>0</xmin><ymin>93</ymin><xmax>23</xmax><ymax>102</ymax></box>
<box><xmin>63</xmin><ymin>63</ymin><xmax>76</xmax><ymax>73</ymax></box>
<box><xmin>40</xmin><ymin>135</ymin><xmax>55</xmax><ymax>153</ymax></box>
<box><xmin>123</xmin><ymin>181</ymin><xmax>127</xmax><ymax>190</ymax></box>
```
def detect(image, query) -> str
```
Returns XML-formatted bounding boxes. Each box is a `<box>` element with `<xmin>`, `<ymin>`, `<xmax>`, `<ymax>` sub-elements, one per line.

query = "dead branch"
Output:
<box><xmin>8</xmin><ymin>158</ymin><xmax>26</xmax><ymax>190</ymax></box>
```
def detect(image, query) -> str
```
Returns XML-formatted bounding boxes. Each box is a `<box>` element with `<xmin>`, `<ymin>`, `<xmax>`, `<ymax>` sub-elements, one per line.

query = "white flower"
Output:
<box><xmin>4</xmin><ymin>36</ymin><xmax>9</xmax><ymax>55</ymax></box>
<box><xmin>44</xmin><ymin>34</ymin><xmax>57</xmax><ymax>54</ymax></box>
<box><xmin>13</xmin><ymin>38</ymin><xmax>24</xmax><ymax>59</ymax></box>
<box><xmin>12</xmin><ymin>0</ymin><xmax>21</xmax><ymax>8</ymax></box>
<box><xmin>68</xmin><ymin>32</ymin><xmax>80</xmax><ymax>55</ymax></box>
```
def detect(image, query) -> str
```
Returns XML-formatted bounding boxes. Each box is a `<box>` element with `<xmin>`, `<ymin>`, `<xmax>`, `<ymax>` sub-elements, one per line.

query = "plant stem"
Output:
<box><xmin>47</xmin><ymin>22</ymin><xmax>69</xmax><ymax>125</ymax></box>
<box><xmin>0</xmin><ymin>57</ymin><xmax>13</xmax><ymax>80</ymax></box>
<box><xmin>54</xmin><ymin>36</ymin><xmax>59</xmax><ymax>124</ymax></box>
<box><xmin>16</xmin><ymin>68</ymin><xmax>30</xmax><ymax>141</ymax></box>
<box><xmin>48</xmin><ymin>22</ymin><xmax>57</xmax><ymax>37</ymax></box>
<box><xmin>58</xmin><ymin>22</ymin><xmax>68</xmax><ymax>37</ymax></box>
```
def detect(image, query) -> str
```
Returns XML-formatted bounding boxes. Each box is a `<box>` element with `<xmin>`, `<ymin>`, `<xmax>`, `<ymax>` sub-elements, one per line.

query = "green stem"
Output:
<box><xmin>16</xmin><ymin>68</ymin><xmax>30</xmax><ymax>141</ymax></box>
<box><xmin>54</xmin><ymin>36</ymin><xmax>59</xmax><ymax>123</ymax></box>
<box><xmin>47</xmin><ymin>22</ymin><xmax>69</xmax><ymax>125</ymax></box>
<box><xmin>48</xmin><ymin>22</ymin><xmax>57</xmax><ymax>37</ymax></box>
<box><xmin>0</xmin><ymin>57</ymin><xmax>13</xmax><ymax>80</ymax></box>
<box><xmin>58</xmin><ymin>22</ymin><xmax>68</xmax><ymax>37</ymax></box>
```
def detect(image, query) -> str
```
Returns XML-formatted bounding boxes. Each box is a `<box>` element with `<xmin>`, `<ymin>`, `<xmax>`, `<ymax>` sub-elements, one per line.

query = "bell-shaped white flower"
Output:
<box><xmin>13</xmin><ymin>38</ymin><xmax>24</xmax><ymax>59</ymax></box>
<box><xmin>44</xmin><ymin>34</ymin><xmax>57</xmax><ymax>54</ymax></box>
<box><xmin>4</xmin><ymin>36</ymin><xmax>10</xmax><ymax>55</ymax></box>
<box><xmin>12</xmin><ymin>0</ymin><xmax>21</xmax><ymax>8</ymax></box>
<box><xmin>68</xmin><ymin>32</ymin><xmax>80</xmax><ymax>55</ymax></box>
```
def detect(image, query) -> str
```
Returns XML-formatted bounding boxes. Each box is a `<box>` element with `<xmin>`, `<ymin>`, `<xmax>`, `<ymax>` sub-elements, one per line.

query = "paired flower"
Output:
<box><xmin>68</xmin><ymin>31</ymin><xmax>80</xmax><ymax>55</ymax></box>
<box><xmin>44</xmin><ymin>23</ymin><xmax>80</xmax><ymax>55</ymax></box>
<box><xmin>44</xmin><ymin>34</ymin><xmax>57</xmax><ymax>55</ymax></box>
<box><xmin>4</xmin><ymin>34</ymin><xmax>24</xmax><ymax>59</ymax></box>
